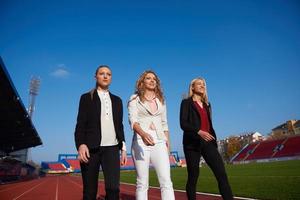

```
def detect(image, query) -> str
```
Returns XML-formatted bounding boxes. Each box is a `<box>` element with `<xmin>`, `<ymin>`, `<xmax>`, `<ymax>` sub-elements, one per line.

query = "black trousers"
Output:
<box><xmin>184</xmin><ymin>142</ymin><xmax>233</xmax><ymax>200</ymax></box>
<box><xmin>80</xmin><ymin>145</ymin><xmax>120</xmax><ymax>200</ymax></box>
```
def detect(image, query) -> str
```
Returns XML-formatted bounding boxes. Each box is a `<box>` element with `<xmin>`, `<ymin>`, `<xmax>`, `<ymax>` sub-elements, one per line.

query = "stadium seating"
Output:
<box><xmin>232</xmin><ymin>143</ymin><xmax>258</xmax><ymax>162</ymax></box>
<box><xmin>232</xmin><ymin>135</ymin><xmax>300</xmax><ymax>163</ymax></box>
<box><xmin>64</xmin><ymin>159</ymin><xmax>81</xmax><ymax>172</ymax></box>
<box><xmin>246</xmin><ymin>139</ymin><xmax>285</xmax><ymax>160</ymax></box>
<box><xmin>40</xmin><ymin>151</ymin><xmax>182</xmax><ymax>173</ymax></box>
<box><xmin>41</xmin><ymin>162</ymin><xmax>68</xmax><ymax>174</ymax></box>
<box><xmin>48</xmin><ymin>163</ymin><xmax>66</xmax><ymax>170</ymax></box>
<box><xmin>0</xmin><ymin>159</ymin><xmax>39</xmax><ymax>183</ymax></box>
<box><xmin>274</xmin><ymin>136</ymin><xmax>300</xmax><ymax>158</ymax></box>
<box><xmin>0</xmin><ymin>158</ymin><xmax>22</xmax><ymax>183</ymax></box>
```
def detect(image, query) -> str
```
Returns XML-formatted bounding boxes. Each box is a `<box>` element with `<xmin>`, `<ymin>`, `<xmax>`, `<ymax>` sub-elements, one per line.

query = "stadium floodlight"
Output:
<box><xmin>28</xmin><ymin>76</ymin><xmax>41</xmax><ymax>118</ymax></box>
<box><xmin>25</xmin><ymin>76</ymin><xmax>41</xmax><ymax>162</ymax></box>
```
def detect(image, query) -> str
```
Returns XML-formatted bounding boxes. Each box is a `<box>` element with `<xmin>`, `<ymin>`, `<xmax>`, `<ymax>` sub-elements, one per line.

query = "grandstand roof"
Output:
<box><xmin>0</xmin><ymin>57</ymin><xmax>42</xmax><ymax>153</ymax></box>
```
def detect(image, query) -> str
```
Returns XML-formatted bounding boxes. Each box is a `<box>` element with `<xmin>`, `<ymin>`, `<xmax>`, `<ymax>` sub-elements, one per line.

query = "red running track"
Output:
<box><xmin>0</xmin><ymin>175</ymin><xmax>252</xmax><ymax>200</ymax></box>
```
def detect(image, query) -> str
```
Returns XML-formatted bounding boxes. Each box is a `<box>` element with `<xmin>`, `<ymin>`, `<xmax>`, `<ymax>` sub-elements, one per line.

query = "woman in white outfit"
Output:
<box><xmin>128</xmin><ymin>70</ymin><xmax>175</xmax><ymax>200</ymax></box>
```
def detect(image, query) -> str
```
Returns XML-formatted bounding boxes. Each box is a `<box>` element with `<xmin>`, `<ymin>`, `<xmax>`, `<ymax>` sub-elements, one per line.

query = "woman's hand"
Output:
<box><xmin>198</xmin><ymin>130</ymin><xmax>215</xmax><ymax>141</ymax></box>
<box><xmin>164</xmin><ymin>131</ymin><xmax>171</xmax><ymax>154</ymax></box>
<box><xmin>141</xmin><ymin>133</ymin><xmax>155</xmax><ymax>146</ymax></box>
<box><xmin>166</xmin><ymin>140</ymin><xmax>171</xmax><ymax>154</ymax></box>
<box><xmin>78</xmin><ymin>144</ymin><xmax>90</xmax><ymax>163</ymax></box>
<box><xmin>132</xmin><ymin>123</ymin><xmax>155</xmax><ymax>146</ymax></box>
<box><xmin>120</xmin><ymin>150</ymin><xmax>127</xmax><ymax>166</ymax></box>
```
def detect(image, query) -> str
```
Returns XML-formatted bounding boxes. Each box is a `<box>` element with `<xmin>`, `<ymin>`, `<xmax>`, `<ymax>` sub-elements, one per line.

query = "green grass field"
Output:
<box><xmin>101</xmin><ymin>160</ymin><xmax>300</xmax><ymax>200</ymax></box>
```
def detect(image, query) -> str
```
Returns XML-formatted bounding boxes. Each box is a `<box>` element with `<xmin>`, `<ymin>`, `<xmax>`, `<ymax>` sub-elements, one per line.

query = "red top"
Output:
<box><xmin>193</xmin><ymin>101</ymin><xmax>210</xmax><ymax>133</ymax></box>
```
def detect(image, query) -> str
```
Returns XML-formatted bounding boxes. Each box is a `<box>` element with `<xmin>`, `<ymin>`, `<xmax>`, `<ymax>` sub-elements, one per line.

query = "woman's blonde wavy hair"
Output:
<box><xmin>135</xmin><ymin>70</ymin><xmax>165</xmax><ymax>104</ymax></box>
<box><xmin>188</xmin><ymin>77</ymin><xmax>209</xmax><ymax>105</ymax></box>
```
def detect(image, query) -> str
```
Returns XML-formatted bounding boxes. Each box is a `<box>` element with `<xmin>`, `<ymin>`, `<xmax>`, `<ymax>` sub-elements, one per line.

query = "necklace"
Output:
<box><xmin>144</xmin><ymin>94</ymin><xmax>156</xmax><ymax>101</ymax></box>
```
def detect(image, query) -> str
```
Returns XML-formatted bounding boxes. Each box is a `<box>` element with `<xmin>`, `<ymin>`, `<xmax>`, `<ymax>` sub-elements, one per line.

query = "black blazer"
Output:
<box><xmin>180</xmin><ymin>97</ymin><xmax>217</xmax><ymax>149</ymax></box>
<box><xmin>74</xmin><ymin>89</ymin><xmax>125</xmax><ymax>150</ymax></box>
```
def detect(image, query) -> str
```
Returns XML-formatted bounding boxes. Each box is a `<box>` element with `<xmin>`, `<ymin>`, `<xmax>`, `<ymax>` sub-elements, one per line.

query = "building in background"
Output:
<box><xmin>269</xmin><ymin>120</ymin><xmax>300</xmax><ymax>139</ymax></box>
<box><xmin>218</xmin><ymin>132</ymin><xmax>263</xmax><ymax>162</ymax></box>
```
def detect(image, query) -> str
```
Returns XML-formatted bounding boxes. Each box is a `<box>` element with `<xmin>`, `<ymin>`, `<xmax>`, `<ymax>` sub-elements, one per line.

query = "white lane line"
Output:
<box><xmin>64</xmin><ymin>176</ymin><xmax>83</xmax><ymax>188</ymax></box>
<box><xmin>55</xmin><ymin>177</ymin><xmax>59</xmax><ymax>200</ymax></box>
<box><xmin>12</xmin><ymin>180</ymin><xmax>46</xmax><ymax>200</ymax></box>
<box><xmin>119</xmin><ymin>182</ymin><xmax>258</xmax><ymax>200</ymax></box>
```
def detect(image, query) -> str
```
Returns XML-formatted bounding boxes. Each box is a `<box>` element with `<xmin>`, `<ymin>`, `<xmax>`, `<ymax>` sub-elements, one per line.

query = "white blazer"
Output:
<box><xmin>128</xmin><ymin>94</ymin><xmax>169</xmax><ymax>141</ymax></box>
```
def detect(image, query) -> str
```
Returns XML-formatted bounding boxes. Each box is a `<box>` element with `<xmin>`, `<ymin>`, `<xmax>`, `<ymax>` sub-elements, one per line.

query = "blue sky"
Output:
<box><xmin>1</xmin><ymin>0</ymin><xmax>299</xmax><ymax>163</ymax></box>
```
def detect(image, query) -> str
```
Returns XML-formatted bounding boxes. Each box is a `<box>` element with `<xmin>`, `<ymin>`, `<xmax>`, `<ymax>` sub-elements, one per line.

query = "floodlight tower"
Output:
<box><xmin>28</xmin><ymin>77</ymin><xmax>41</xmax><ymax>118</ymax></box>
<box><xmin>25</xmin><ymin>77</ymin><xmax>41</xmax><ymax>162</ymax></box>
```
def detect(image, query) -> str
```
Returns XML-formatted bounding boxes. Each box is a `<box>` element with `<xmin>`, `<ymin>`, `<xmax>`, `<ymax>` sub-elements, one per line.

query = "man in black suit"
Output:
<box><xmin>75</xmin><ymin>65</ymin><xmax>127</xmax><ymax>200</ymax></box>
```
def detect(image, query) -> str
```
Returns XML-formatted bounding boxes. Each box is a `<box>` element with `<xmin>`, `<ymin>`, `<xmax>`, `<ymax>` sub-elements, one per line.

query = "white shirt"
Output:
<box><xmin>97</xmin><ymin>90</ymin><xmax>118</xmax><ymax>146</ymax></box>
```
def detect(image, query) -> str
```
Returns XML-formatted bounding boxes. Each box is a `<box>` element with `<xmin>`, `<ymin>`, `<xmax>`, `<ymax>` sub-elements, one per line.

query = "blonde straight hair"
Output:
<box><xmin>188</xmin><ymin>77</ymin><xmax>209</xmax><ymax>105</ymax></box>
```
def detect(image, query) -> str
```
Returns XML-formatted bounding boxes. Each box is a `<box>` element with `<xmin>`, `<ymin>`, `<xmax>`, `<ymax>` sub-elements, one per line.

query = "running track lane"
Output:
<box><xmin>0</xmin><ymin>175</ymin><xmax>255</xmax><ymax>200</ymax></box>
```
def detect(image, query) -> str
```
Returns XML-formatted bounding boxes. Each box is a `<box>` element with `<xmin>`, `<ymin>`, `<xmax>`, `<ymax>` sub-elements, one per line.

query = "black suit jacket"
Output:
<box><xmin>74</xmin><ymin>89</ymin><xmax>125</xmax><ymax>150</ymax></box>
<box><xmin>180</xmin><ymin>97</ymin><xmax>217</xmax><ymax>149</ymax></box>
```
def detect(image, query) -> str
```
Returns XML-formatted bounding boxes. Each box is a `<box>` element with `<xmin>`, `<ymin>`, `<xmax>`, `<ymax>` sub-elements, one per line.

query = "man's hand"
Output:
<box><xmin>198</xmin><ymin>130</ymin><xmax>215</xmax><ymax>141</ymax></box>
<box><xmin>78</xmin><ymin>144</ymin><xmax>90</xmax><ymax>163</ymax></box>
<box><xmin>120</xmin><ymin>150</ymin><xmax>127</xmax><ymax>166</ymax></box>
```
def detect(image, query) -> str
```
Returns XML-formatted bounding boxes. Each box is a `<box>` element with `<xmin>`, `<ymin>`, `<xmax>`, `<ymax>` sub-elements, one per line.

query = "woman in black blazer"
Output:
<box><xmin>180</xmin><ymin>77</ymin><xmax>233</xmax><ymax>200</ymax></box>
<box><xmin>75</xmin><ymin>65</ymin><xmax>127</xmax><ymax>200</ymax></box>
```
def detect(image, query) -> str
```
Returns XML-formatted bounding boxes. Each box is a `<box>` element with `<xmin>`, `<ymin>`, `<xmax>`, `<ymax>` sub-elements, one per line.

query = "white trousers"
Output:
<box><xmin>132</xmin><ymin>139</ymin><xmax>175</xmax><ymax>200</ymax></box>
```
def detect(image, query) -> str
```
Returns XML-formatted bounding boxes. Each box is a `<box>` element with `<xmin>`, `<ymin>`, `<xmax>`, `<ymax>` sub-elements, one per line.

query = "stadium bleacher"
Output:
<box><xmin>41</xmin><ymin>162</ymin><xmax>68</xmax><ymax>174</ymax></box>
<box><xmin>232</xmin><ymin>143</ymin><xmax>258</xmax><ymax>162</ymax></box>
<box><xmin>64</xmin><ymin>159</ymin><xmax>81</xmax><ymax>172</ymax></box>
<box><xmin>246</xmin><ymin>139</ymin><xmax>285</xmax><ymax>160</ymax></box>
<box><xmin>0</xmin><ymin>158</ymin><xmax>22</xmax><ymax>183</ymax></box>
<box><xmin>0</xmin><ymin>158</ymin><xmax>41</xmax><ymax>183</ymax></box>
<box><xmin>232</xmin><ymin>135</ymin><xmax>300</xmax><ymax>163</ymax></box>
<box><xmin>56</xmin><ymin>154</ymin><xmax>81</xmax><ymax>172</ymax></box>
<box><xmin>273</xmin><ymin>136</ymin><xmax>300</xmax><ymax>158</ymax></box>
<box><xmin>48</xmin><ymin>163</ymin><xmax>67</xmax><ymax>171</ymax></box>
<box><xmin>41</xmin><ymin>151</ymin><xmax>182</xmax><ymax>173</ymax></box>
